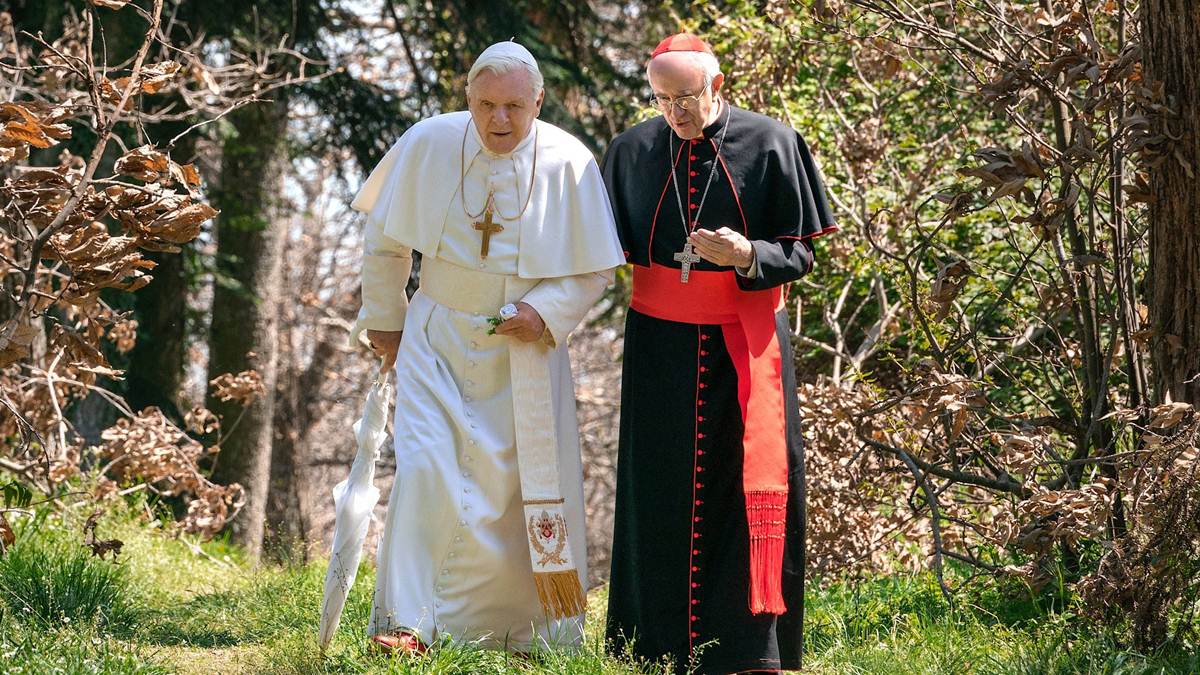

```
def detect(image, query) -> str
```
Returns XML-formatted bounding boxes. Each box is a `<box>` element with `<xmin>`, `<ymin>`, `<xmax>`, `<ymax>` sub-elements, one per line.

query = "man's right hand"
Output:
<box><xmin>366</xmin><ymin>329</ymin><xmax>403</xmax><ymax>373</ymax></box>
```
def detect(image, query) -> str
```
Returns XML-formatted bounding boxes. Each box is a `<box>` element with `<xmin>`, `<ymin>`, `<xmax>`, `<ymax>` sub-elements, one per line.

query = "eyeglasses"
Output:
<box><xmin>649</xmin><ymin>92</ymin><xmax>705</xmax><ymax>111</ymax></box>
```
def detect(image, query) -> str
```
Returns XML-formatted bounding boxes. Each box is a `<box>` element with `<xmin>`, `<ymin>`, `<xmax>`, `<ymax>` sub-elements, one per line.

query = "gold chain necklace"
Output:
<box><xmin>458</xmin><ymin>119</ymin><xmax>539</xmax><ymax>221</ymax></box>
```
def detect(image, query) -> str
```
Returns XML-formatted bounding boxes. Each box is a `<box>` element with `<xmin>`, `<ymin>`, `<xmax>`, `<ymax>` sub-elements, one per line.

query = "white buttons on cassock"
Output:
<box><xmin>458</xmin><ymin>519</ymin><xmax>466</xmax><ymax>527</ymax></box>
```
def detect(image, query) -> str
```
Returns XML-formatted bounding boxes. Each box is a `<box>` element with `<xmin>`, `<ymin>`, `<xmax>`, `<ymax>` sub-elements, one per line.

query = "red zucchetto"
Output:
<box><xmin>650</xmin><ymin>33</ymin><xmax>714</xmax><ymax>58</ymax></box>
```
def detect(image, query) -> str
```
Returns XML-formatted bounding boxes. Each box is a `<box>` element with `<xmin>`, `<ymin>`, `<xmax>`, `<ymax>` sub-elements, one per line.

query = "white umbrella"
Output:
<box><xmin>318</xmin><ymin>371</ymin><xmax>393</xmax><ymax>649</ymax></box>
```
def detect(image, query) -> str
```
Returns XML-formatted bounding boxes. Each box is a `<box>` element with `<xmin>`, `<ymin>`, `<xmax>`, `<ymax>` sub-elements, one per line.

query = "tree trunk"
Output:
<box><xmin>264</xmin><ymin>330</ymin><xmax>341</xmax><ymax>561</ymax></box>
<box><xmin>1144</xmin><ymin>1</ymin><xmax>1200</xmax><ymax>406</ymax></box>
<box><xmin>206</xmin><ymin>98</ymin><xmax>289</xmax><ymax>561</ymax></box>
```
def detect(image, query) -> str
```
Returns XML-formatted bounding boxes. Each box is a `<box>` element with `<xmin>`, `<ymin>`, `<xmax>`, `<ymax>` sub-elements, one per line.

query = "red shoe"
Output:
<box><xmin>369</xmin><ymin>630</ymin><xmax>426</xmax><ymax>655</ymax></box>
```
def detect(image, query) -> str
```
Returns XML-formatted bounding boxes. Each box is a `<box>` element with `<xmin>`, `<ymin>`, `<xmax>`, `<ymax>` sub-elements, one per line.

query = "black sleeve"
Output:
<box><xmin>736</xmin><ymin>238</ymin><xmax>814</xmax><ymax>291</ymax></box>
<box><xmin>736</xmin><ymin>129</ymin><xmax>835</xmax><ymax>291</ymax></box>
<box><xmin>600</xmin><ymin>139</ymin><xmax>633</xmax><ymax>262</ymax></box>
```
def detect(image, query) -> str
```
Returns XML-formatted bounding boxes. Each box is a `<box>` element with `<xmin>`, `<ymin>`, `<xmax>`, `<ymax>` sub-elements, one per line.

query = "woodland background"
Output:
<box><xmin>2</xmin><ymin>0</ymin><xmax>1200</xmax><ymax>672</ymax></box>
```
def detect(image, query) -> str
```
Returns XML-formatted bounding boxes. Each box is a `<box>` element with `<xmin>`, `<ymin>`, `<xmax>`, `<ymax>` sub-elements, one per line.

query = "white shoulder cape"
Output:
<box><xmin>351</xmin><ymin>111</ymin><xmax>624</xmax><ymax>279</ymax></box>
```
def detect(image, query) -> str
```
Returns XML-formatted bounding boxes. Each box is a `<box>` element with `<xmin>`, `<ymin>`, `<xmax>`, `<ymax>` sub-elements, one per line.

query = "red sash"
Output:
<box><xmin>631</xmin><ymin>263</ymin><xmax>788</xmax><ymax>615</ymax></box>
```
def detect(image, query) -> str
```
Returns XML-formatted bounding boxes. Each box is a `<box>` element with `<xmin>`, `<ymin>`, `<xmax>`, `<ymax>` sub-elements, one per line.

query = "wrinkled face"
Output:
<box><xmin>467</xmin><ymin>68</ymin><xmax>544</xmax><ymax>154</ymax></box>
<box><xmin>647</xmin><ymin>52</ymin><xmax>723</xmax><ymax>140</ymax></box>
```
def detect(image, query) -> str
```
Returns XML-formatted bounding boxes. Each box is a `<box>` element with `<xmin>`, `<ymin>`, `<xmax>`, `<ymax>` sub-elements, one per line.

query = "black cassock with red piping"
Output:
<box><xmin>600</xmin><ymin>103</ymin><xmax>836</xmax><ymax>674</ymax></box>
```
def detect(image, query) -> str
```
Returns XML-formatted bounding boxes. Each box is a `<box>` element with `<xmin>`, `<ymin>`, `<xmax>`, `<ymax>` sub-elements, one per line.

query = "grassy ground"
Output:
<box><xmin>1</xmin><ymin>502</ymin><xmax>1197</xmax><ymax>674</ymax></box>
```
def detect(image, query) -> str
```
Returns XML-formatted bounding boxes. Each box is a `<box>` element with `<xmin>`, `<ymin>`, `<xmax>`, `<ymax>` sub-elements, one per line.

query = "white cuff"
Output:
<box><xmin>734</xmin><ymin>249</ymin><xmax>760</xmax><ymax>279</ymax></box>
<box><xmin>351</xmin><ymin>253</ymin><xmax>412</xmax><ymax>345</ymax></box>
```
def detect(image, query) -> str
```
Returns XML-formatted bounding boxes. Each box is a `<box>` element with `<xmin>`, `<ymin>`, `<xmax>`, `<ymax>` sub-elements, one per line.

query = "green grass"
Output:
<box><xmin>0</xmin><ymin>513</ymin><xmax>139</xmax><ymax>633</ymax></box>
<box><xmin>803</xmin><ymin>575</ymin><xmax>1200</xmax><ymax>674</ymax></box>
<box><xmin>0</xmin><ymin>619</ymin><xmax>170</xmax><ymax>675</ymax></box>
<box><xmin>0</xmin><ymin>499</ymin><xmax>1197</xmax><ymax>674</ymax></box>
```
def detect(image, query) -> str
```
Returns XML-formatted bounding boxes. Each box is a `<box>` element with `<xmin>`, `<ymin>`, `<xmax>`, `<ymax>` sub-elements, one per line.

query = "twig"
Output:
<box><xmin>895</xmin><ymin>444</ymin><xmax>953</xmax><ymax>602</ymax></box>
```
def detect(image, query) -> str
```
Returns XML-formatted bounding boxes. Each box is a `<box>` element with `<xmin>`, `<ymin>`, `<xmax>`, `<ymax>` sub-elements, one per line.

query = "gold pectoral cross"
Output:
<box><xmin>473</xmin><ymin>192</ymin><xmax>504</xmax><ymax>259</ymax></box>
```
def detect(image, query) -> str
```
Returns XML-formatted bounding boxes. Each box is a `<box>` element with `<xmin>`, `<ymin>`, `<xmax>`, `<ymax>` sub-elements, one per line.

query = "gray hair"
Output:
<box><xmin>646</xmin><ymin>50</ymin><xmax>722</xmax><ymax>85</ymax></box>
<box><xmin>467</xmin><ymin>54</ymin><xmax>544</xmax><ymax>98</ymax></box>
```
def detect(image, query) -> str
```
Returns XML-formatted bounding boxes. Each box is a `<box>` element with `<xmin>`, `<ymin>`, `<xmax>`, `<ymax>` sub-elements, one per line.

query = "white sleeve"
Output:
<box><xmin>349</xmin><ymin>218</ymin><xmax>413</xmax><ymax>346</ymax></box>
<box><xmin>519</xmin><ymin>269</ymin><xmax>614</xmax><ymax>348</ymax></box>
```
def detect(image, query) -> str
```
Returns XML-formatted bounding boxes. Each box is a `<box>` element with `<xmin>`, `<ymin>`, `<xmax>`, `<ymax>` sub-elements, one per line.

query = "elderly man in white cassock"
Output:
<box><xmin>348</xmin><ymin>41</ymin><xmax>624</xmax><ymax>654</ymax></box>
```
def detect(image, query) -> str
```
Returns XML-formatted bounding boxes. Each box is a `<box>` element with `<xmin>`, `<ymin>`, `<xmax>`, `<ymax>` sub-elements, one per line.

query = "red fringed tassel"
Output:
<box><xmin>747</xmin><ymin>489</ymin><xmax>788</xmax><ymax>615</ymax></box>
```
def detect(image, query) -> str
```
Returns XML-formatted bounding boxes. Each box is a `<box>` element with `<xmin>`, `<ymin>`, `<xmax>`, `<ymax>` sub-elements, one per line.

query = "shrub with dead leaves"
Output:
<box><xmin>801</xmin><ymin>378</ymin><xmax>929</xmax><ymax>576</ymax></box>
<box><xmin>1076</xmin><ymin>401</ymin><xmax>1200</xmax><ymax>648</ymax></box>
<box><xmin>758</xmin><ymin>0</ymin><xmax>1200</xmax><ymax>649</ymax></box>
<box><xmin>94</xmin><ymin>408</ymin><xmax>244</xmax><ymax>537</ymax></box>
<box><xmin>0</xmin><ymin>2</ymin><xmax>267</xmax><ymax>544</ymax></box>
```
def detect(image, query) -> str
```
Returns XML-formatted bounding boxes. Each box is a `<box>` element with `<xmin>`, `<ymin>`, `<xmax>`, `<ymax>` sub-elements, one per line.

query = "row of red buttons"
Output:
<box><xmin>688</xmin><ymin>330</ymin><xmax>713</xmax><ymax>642</ymax></box>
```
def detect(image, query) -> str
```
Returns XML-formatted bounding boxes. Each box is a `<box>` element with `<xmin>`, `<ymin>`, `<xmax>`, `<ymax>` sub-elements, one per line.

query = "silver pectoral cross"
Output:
<box><xmin>673</xmin><ymin>242</ymin><xmax>702</xmax><ymax>283</ymax></box>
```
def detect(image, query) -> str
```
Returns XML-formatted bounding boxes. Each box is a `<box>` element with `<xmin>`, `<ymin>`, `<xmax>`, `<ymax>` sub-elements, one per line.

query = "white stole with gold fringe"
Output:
<box><xmin>508</xmin><ymin>338</ymin><xmax>587</xmax><ymax>619</ymax></box>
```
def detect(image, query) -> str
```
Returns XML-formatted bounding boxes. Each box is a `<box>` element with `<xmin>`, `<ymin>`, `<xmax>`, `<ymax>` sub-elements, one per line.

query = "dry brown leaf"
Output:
<box><xmin>82</xmin><ymin>509</ymin><xmax>123</xmax><ymax>559</ymax></box>
<box><xmin>168</xmin><ymin>161</ymin><xmax>202</xmax><ymax>191</ymax></box>
<box><xmin>0</xmin><ymin>102</ymin><xmax>38</xmax><ymax>124</ymax></box>
<box><xmin>0</xmin><ymin>511</ymin><xmax>14</xmax><ymax>554</ymax></box>
<box><xmin>89</xmin><ymin>0</ymin><xmax>131</xmax><ymax>8</ymax></box>
<box><xmin>185</xmin><ymin>406</ymin><xmax>220</xmax><ymax>435</ymax></box>
<box><xmin>115</xmin><ymin>145</ymin><xmax>170</xmax><ymax>182</ymax></box>
<box><xmin>138</xmin><ymin>61</ymin><xmax>182</xmax><ymax>94</ymax></box>
<box><xmin>210</xmin><ymin>370</ymin><xmax>265</xmax><ymax>406</ymax></box>
<box><xmin>2</xmin><ymin>120</ymin><xmax>52</xmax><ymax>148</ymax></box>
<box><xmin>178</xmin><ymin>163</ymin><xmax>201</xmax><ymax>186</ymax></box>
<box><xmin>0</xmin><ymin>141</ymin><xmax>30</xmax><ymax>164</ymax></box>
<box><xmin>109</xmin><ymin>319</ymin><xmax>137</xmax><ymax>353</ymax></box>
<box><xmin>154</xmin><ymin>202</ymin><xmax>217</xmax><ymax>239</ymax></box>
<box><xmin>105</xmin><ymin>184</ymin><xmax>156</xmax><ymax>210</ymax></box>
<box><xmin>97</xmin><ymin>78</ymin><xmax>137</xmax><ymax>111</ymax></box>
<box><xmin>0</xmin><ymin>320</ymin><xmax>40</xmax><ymax>368</ymax></box>
<box><xmin>1148</xmin><ymin>402</ymin><xmax>1192</xmax><ymax>430</ymax></box>
<box><xmin>194</xmin><ymin>65</ymin><xmax>223</xmax><ymax>96</ymax></box>
<box><xmin>42</xmin><ymin>122</ymin><xmax>72</xmax><ymax>140</ymax></box>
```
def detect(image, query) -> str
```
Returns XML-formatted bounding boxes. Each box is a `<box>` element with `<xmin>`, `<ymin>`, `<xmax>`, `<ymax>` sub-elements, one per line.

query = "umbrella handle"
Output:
<box><xmin>373</xmin><ymin>357</ymin><xmax>392</xmax><ymax>387</ymax></box>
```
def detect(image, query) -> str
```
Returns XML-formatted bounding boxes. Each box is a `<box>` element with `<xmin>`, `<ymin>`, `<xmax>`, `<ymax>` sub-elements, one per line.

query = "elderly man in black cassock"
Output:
<box><xmin>601</xmin><ymin>33</ymin><xmax>837</xmax><ymax>674</ymax></box>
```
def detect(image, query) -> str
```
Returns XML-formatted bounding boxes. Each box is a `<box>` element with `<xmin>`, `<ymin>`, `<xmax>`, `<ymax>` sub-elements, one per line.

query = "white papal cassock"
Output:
<box><xmin>349</xmin><ymin>109</ymin><xmax>624</xmax><ymax>650</ymax></box>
